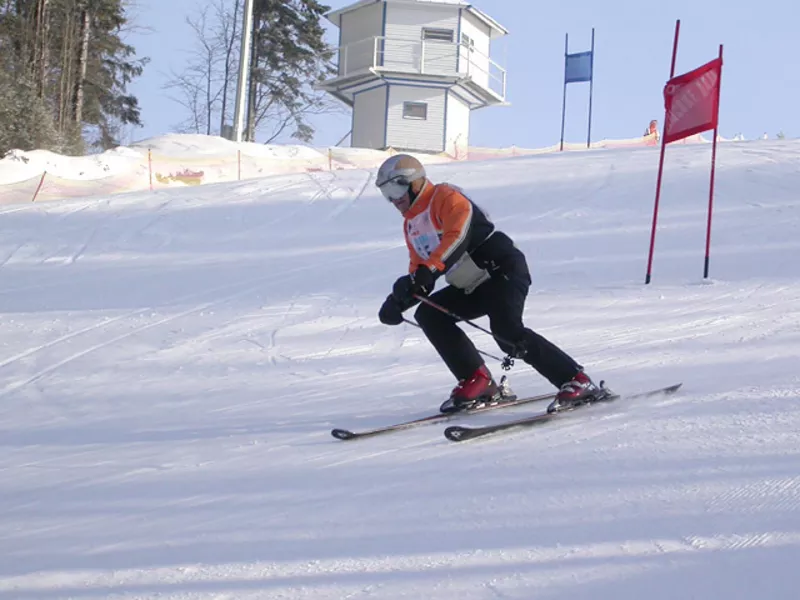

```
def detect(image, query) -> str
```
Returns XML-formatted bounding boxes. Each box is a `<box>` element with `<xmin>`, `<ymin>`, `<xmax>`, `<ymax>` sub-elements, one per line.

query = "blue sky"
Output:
<box><xmin>125</xmin><ymin>0</ymin><xmax>796</xmax><ymax>149</ymax></box>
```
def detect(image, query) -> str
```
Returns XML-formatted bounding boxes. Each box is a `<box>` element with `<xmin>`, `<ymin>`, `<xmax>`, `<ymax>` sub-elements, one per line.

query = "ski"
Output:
<box><xmin>443</xmin><ymin>383</ymin><xmax>683</xmax><ymax>443</ymax></box>
<box><xmin>331</xmin><ymin>391</ymin><xmax>557</xmax><ymax>441</ymax></box>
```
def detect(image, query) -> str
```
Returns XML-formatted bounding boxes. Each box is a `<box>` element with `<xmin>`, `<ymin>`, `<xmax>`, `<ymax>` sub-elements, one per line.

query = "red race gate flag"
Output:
<box><xmin>662</xmin><ymin>57</ymin><xmax>722</xmax><ymax>144</ymax></box>
<box><xmin>645</xmin><ymin>20</ymin><xmax>725</xmax><ymax>285</ymax></box>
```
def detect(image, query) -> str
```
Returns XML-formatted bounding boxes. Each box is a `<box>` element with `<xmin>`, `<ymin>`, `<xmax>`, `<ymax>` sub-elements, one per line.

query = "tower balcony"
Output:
<box><xmin>319</xmin><ymin>36</ymin><xmax>507</xmax><ymax>109</ymax></box>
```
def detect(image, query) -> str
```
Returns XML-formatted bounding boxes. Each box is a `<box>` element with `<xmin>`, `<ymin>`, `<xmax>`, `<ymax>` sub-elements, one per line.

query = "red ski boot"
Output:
<box><xmin>439</xmin><ymin>365</ymin><xmax>507</xmax><ymax>413</ymax></box>
<box><xmin>547</xmin><ymin>370</ymin><xmax>605</xmax><ymax>413</ymax></box>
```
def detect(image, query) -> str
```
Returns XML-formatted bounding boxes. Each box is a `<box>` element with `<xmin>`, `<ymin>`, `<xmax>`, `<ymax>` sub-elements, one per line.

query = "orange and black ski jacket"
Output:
<box><xmin>403</xmin><ymin>181</ymin><xmax>529</xmax><ymax>282</ymax></box>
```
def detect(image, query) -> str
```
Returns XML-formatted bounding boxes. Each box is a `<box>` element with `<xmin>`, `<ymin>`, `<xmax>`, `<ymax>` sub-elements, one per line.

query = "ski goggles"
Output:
<box><xmin>378</xmin><ymin>177</ymin><xmax>411</xmax><ymax>202</ymax></box>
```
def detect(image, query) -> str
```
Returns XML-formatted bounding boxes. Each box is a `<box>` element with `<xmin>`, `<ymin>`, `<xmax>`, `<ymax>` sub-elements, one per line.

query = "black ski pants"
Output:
<box><xmin>414</xmin><ymin>274</ymin><xmax>581</xmax><ymax>388</ymax></box>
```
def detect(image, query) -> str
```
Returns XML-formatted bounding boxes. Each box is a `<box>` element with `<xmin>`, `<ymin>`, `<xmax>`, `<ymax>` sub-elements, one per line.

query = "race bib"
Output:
<box><xmin>406</xmin><ymin>208</ymin><xmax>440</xmax><ymax>260</ymax></box>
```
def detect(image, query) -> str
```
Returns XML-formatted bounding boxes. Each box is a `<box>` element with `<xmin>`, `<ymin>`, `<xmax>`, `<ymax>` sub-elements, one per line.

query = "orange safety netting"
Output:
<box><xmin>0</xmin><ymin>132</ymin><xmax>715</xmax><ymax>203</ymax></box>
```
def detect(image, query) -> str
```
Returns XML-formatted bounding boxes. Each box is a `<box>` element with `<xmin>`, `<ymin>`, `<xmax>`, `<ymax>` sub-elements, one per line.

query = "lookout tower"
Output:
<box><xmin>318</xmin><ymin>0</ymin><xmax>508</xmax><ymax>156</ymax></box>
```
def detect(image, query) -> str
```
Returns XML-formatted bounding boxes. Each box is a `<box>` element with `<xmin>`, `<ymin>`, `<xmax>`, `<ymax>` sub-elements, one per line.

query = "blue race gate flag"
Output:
<box><xmin>560</xmin><ymin>29</ymin><xmax>596</xmax><ymax>151</ymax></box>
<box><xmin>565</xmin><ymin>50</ymin><xmax>593</xmax><ymax>83</ymax></box>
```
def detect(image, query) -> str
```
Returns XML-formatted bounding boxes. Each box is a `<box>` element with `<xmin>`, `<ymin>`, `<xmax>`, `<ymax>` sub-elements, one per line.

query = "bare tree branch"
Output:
<box><xmin>162</xmin><ymin>0</ymin><xmax>346</xmax><ymax>144</ymax></box>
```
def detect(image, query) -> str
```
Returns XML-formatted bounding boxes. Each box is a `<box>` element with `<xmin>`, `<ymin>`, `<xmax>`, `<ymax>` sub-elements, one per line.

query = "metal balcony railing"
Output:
<box><xmin>335</xmin><ymin>36</ymin><xmax>506</xmax><ymax>100</ymax></box>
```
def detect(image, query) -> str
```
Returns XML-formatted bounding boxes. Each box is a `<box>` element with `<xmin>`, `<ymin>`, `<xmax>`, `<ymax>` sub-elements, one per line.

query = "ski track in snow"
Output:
<box><xmin>0</xmin><ymin>141</ymin><xmax>799</xmax><ymax>599</ymax></box>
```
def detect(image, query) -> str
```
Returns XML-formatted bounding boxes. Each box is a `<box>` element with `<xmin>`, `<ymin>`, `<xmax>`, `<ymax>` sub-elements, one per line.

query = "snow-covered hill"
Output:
<box><xmin>0</xmin><ymin>138</ymin><xmax>798</xmax><ymax>599</ymax></box>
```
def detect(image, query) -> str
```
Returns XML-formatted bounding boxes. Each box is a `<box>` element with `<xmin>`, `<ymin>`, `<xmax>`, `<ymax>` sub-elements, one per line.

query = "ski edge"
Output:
<box><xmin>443</xmin><ymin>383</ymin><xmax>683</xmax><ymax>443</ymax></box>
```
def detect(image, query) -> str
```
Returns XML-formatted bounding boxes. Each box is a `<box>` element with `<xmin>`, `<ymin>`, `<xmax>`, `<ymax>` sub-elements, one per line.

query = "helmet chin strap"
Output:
<box><xmin>408</xmin><ymin>179</ymin><xmax>426</xmax><ymax>205</ymax></box>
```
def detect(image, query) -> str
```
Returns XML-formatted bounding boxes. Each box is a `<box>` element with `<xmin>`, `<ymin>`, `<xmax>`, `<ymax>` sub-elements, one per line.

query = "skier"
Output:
<box><xmin>375</xmin><ymin>153</ymin><xmax>605</xmax><ymax>414</ymax></box>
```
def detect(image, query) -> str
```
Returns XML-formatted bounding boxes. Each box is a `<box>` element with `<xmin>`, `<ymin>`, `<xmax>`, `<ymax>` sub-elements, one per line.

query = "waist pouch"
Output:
<box><xmin>445</xmin><ymin>253</ymin><xmax>491</xmax><ymax>294</ymax></box>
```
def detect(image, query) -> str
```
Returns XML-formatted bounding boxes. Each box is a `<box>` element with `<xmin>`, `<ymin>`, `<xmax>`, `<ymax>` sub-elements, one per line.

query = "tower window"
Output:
<box><xmin>403</xmin><ymin>102</ymin><xmax>428</xmax><ymax>120</ymax></box>
<box><xmin>422</xmin><ymin>28</ymin><xmax>454</xmax><ymax>43</ymax></box>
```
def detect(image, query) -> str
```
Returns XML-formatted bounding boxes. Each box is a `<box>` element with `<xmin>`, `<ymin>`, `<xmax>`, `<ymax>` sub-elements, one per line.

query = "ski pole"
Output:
<box><xmin>413</xmin><ymin>293</ymin><xmax>517</xmax><ymax>350</ymax></box>
<box><xmin>402</xmin><ymin>317</ymin><xmax>505</xmax><ymax>363</ymax></box>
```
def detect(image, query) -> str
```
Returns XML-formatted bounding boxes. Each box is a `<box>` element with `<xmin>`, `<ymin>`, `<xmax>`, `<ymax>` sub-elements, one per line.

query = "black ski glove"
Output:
<box><xmin>378</xmin><ymin>294</ymin><xmax>404</xmax><ymax>326</ymax></box>
<box><xmin>412</xmin><ymin>265</ymin><xmax>436</xmax><ymax>297</ymax></box>
<box><xmin>392</xmin><ymin>265</ymin><xmax>436</xmax><ymax>306</ymax></box>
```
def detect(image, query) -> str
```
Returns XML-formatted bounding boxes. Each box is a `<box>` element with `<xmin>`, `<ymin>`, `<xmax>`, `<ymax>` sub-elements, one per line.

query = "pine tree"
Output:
<box><xmin>245</xmin><ymin>0</ymin><xmax>335</xmax><ymax>142</ymax></box>
<box><xmin>165</xmin><ymin>0</ymin><xmax>337</xmax><ymax>143</ymax></box>
<box><xmin>0</xmin><ymin>0</ymin><xmax>147</xmax><ymax>154</ymax></box>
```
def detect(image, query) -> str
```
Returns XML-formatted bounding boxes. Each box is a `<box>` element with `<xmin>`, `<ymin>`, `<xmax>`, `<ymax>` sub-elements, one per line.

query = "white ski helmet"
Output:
<box><xmin>376</xmin><ymin>154</ymin><xmax>426</xmax><ymax>201</ymax></box>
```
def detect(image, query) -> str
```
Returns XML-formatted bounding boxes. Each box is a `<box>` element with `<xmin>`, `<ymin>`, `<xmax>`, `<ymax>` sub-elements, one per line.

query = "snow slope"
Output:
<box><xmin>0</xmin><ymin>138</ymin><xmax>799</xmax><ymax>599</ymax></box>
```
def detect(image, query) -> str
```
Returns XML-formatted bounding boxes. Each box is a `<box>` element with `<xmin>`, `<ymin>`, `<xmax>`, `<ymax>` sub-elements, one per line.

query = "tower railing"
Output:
<box><xmin>335</xmin><ymin>36</ymin><xmax>506</xmax><ymax>100</ymax></box>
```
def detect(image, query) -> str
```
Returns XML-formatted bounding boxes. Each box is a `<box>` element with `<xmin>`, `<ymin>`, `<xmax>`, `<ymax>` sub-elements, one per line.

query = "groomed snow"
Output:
<box><xmin>0</xmin><ymin>138</ymin><xmax>798</xmax><ymax>599</ymax></box>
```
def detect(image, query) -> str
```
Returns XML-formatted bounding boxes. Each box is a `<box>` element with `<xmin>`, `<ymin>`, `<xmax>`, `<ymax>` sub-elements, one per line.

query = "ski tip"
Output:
<box><xmin>331</xmin><ymin>428</ymin><xmax>356</xmax><ymax>441</ymax></box>
<box><xmin>443</xmin><ymin>426</ymin><xmax>472</xmax><ymax>442</ymax></box>
<box><xmin>666</xmin><ymin>383</ymin><xmax>683</xmax><ymax>393</ymax></box>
